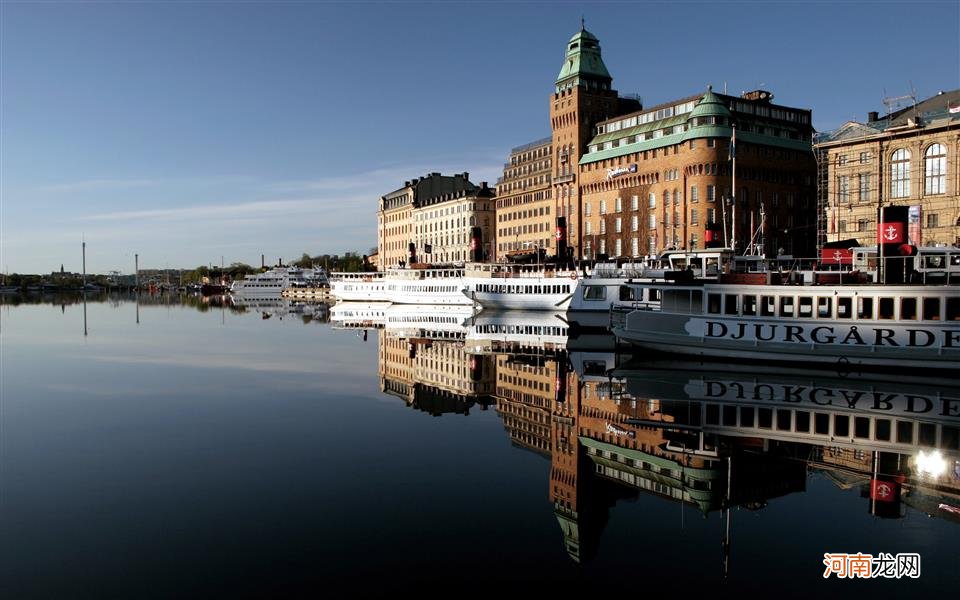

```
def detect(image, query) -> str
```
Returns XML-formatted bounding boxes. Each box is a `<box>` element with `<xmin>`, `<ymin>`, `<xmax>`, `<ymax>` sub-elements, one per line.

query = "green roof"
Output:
<box><xmin>556</xmin><ymin>28</ymin><xmax>611</xmax><ymax>84</ymax></box>
<box><xmin>689</xmin><ymin>86</ymin><xmax>731</xmax><ymax>120</ymax></box>
<box><xmin>581</xmin><ymin>125</ymin><xmax>811</xmax><ymax>165</ymax></box>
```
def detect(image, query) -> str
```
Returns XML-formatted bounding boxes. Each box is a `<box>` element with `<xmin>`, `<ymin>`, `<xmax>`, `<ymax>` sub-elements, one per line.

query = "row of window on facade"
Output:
<box><xmin>837</xmin><ymin>212</ymin><xmax>943</xmax><ymax>233</ymax></box>
<box><xmin>584</xmin><ymin>237</ymin><xmax>660</xmax><ymax>258</ymax></box>
<box><xmin>585</xmin><ymin>207</ymin><xmax>732</xmax><ymax>234</ymax></box>
<box><xmin>836</xmin><ymin>145</ymin><xmax>948</xmax><ymax>201</ymax></box>
<box><xmin>509</xmin><ymin>145</ymin><xmax>551</xmax><ymax>166</ymax></box>
<box><xmin>586</xmin><ymin>188</ymin><xmax>798</xmax><ymax>216</ymax></box>
<box><xmin>499</xmin><ymin>222</ymin><xmax>552</xmax><ymax>238</ymax></box>
<box><xmin>498</xmin><ymin>205</ymin><xmax>551</xmax><ymax>222</ymax></box>
<box><xmin>590</xmin><ymin>123</ymin><xmax>804</xmax><ymax>154</ymax></box>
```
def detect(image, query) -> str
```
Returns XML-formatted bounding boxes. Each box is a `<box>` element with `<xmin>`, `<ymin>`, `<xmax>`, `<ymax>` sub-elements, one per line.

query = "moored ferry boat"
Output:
<box><xmin>611</xmin><ymin>278</ymin><xmax>960</xmax><ymax>370</ymax></box>
<box><xmin>567</xmin><ymin>248</ymin><xmax>756</xmax><ymax>330</ymax></box>
<box><xmin>231</xmin><ymin>266</ymin><xmax>328</xmax><ymax>297</ymax></box>
<box><xmin>613</xmin><ymin>208</ymin><xmax>960</xmax><ymax>370</ymax></box>
<box><xmin>463</xmin><ymin>262</ymin><xmax>578</xmax><ymax>310</ymax></box>
<box><xmin>329</xmin><ymin>265</ymin><xmax>473</xmax><ymax>305</ymax></box>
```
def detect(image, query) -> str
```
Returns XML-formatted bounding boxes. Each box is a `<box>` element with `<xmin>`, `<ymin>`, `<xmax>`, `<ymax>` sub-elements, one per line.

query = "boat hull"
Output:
<box><xmin>613</xmin><ymin>311</ymin><xmax>960</xmax><ymax>370</ymax></box>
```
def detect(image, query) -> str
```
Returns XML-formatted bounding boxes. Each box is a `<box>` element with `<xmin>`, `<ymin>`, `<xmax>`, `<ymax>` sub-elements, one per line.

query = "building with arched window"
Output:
<box><xmin>578</xmin><ymin>87</ymin><xmax>817</xmax><ymax>259</ymax></box>
<box><xmin>816</xmin><ymin>89</ymin><xmax>960</xmax><ymax>248</ymax></box>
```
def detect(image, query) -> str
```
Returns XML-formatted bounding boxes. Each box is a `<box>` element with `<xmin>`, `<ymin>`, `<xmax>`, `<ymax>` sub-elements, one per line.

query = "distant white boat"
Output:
<box><xmin>231</xmin><ymin>266</ymin><xmax>328</xmax><ymax>297</ymax></box>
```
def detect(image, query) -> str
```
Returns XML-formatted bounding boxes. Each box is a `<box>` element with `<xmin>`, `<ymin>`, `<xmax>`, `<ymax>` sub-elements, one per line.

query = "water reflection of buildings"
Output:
<box><xmin>351</xmin><ymin>304</ymin><xmax>960</xmax><ymax>564</ymax></box>
<box><xmin>378</xmin><ymin>334</ymin><xmax>495</xmax><ymax>417</ymax></box>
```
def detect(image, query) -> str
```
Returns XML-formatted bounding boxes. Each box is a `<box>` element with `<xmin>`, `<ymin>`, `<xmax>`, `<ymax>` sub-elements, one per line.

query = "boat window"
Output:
<box><xmin>919</xmin><ymin>423</ymin><xmax>936</xmax><ymax>447</ymax></box>
<box><xmin>814</xmin><ymin>413</ymin><xmax>830</xmax><ymax>435</ymax></box>
<box><xmin>817</xmin><ymin>297</ymin><xmax>832</xmax><ymax>318</ymax></box>
<box><xmin>758</xmin><ymin>408</ymin><xmax>773</xmax><ymax>429</ymax></box>
<box><xmin>779</xmin><ymin>296</ymin><xmax>795</xmax><ymax>317</ymax></box>
<box><xmin>724</xmin><ymin>294</ymin><xmax>739</xmax><ymax>315</ymax></box>
<box><xmin>705</xmin><ymin>404</ymin><xmax>719</xmax><ymax>425</ymax></box>
<box><xmin>583</xmin><ymin>286</ymin><xmax>606</xmax><ymax>300</ymax></box>
<box><xmin>948</xmin><ymin>297</ymin><xmax>960</xmax><ymax>320</ymax></box>
<box><xmin>722</xmin><ymin>406</ymin><xmax>737</xmax><ymax>426</ymax></box>
<box><xmin>900</xmin><ymin>297</ymin><xmax>918</xmax><ymax>320</ymax></box>
<box><xmin>837</xmin><ymin>297</ymin><xmax>852</xmax><ymax>319</ymax></box>
<box><xmin>942</xmin><ymin>426</ymin><xmax>960</xmax><ymax>450</ymax></box>
<box><xmin>875</xmin><ymin>419</ymin><xmax>891</xmax><ymax>441</ymax></box>
<box><xmin>924</xmin><ymin>254</ymin><xmax>946</xmax><ymax>269</ymax></box>
<box><xmin>705</xmin><ymin>257</ymin><xmax>720</xmax><ymax>276</ymax></box>
<box><xmin>742</xmin><ymin>295</ymin><xmax>757</xmax><ymax>316</ymax></box>
<box><xmin>878</xmin><ymin>297</ymin><xmax>895</xmax><ymax>320</ymax></box>
<box><xmin>691</xmin><ymin>290</ymin><xmax>703</xmax><ymax>312</ymax></box>
<box><xmin>854</xmin><ymin>417</ymin><xmax>870</xmax><ymax>439</ymax></box>
<box><xmin>776</xmin><ymin>409</ymin><xmax>792</xmax><ymax>431</ymax></box>
<box><xmin>708</xmin><ymin>293</ymin><xmax>722</xmax><ymax>314</ymax></box>
<box><xmin>897</xmin><ymin>420</ymin><xmax>914</xmax><ymax>444</ymax></box>
<box><xmin>795</xmin><ymin>411</ymin><xmax>810</xmax><ymax>433</ymax></box>
<box><xmin>649</xmin><ymin>289</ymin><xmax>661</xmax><ymax>302</ymax></box>
<box><xmin>740</xmin><ymin>406</ymin><xmax>755</xmax><ymax>428</ymax></box>
<box><xmin>619</xmin><ymin>286</ymin><xmax>635</xmax><ymax>301</ymax></box>
<box><xmin>923</xmin><ymin>297</ymin><xmax>941</xmax><ymax>320</ymax></box>
<box><xmin>798</xmin><ymin>296</ymin><xmax>813</xmax><ymax>318</ymax></box>
<box><xmin>761</xmin><ymin>296</ymin><xmax>776</xmax><ymax>317</ymax></box>
<box><xmin>857</xmin><ymin>297</ymin><xmax>873</xmax><ymax>320</ymax></box>
<box><xmin>834</xmin><ymin>415</ymin><xmax>850</xmax><ymax>437</ymax></box>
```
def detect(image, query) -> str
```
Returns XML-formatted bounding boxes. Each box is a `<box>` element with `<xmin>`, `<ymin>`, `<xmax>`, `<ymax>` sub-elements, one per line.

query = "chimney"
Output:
<box><xmin>261</xmin><ymin>254</ymin><xmax>265</xmax><ymax>269</ymax></box>
<box><xmin>463</xmin><ymin>172</ymin><xmax>469</xmax><ymax>181</ymax></box>
<box><xmin>867</xmin><ymin>111</ymin><xmax>879</xmax><ymax>122</ymax></box>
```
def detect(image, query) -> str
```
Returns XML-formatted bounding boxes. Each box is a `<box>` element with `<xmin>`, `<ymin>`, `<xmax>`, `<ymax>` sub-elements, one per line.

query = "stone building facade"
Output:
<box><xmin>816</xmin><ymin>90</ymin><xmax>960</xmax><ymax>248</ymax></box>
<box><xmin>494</xmin><ymin>138</ymin><xmax>554</xmax><ymax>261</ymax></box>
<box><xmin>377</xmin><ymin>172</ymin><xmax>490</xmax><ymax>269</ymax></box>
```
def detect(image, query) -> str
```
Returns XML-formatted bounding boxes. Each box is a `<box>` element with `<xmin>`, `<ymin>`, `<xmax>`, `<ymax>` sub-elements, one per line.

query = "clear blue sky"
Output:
<box><xmin>2</xmin><ymin>1</ymin><xmax>958</xmax><ymax>273</ymax></box>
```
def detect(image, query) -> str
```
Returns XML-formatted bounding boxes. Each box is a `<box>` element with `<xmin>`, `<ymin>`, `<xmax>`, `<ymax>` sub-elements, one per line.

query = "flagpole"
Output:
<box><xmin>731</xmin><ymin>124</ymin><xmax>737</xmax><ymax>253</ymax></box>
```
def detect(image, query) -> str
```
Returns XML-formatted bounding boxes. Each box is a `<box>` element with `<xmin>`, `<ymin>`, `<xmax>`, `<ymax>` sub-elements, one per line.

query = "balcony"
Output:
<box><xmin>554</xmin><ymin>173</ymin><xmax>575</xmax><ymax>184</ymax></box>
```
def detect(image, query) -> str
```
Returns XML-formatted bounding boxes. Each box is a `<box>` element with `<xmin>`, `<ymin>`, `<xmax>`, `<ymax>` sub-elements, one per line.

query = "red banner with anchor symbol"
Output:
<box><xmin>877</xmin><ymin>222</ymin><xmax>905</xmax><ymax>244</ymax></box>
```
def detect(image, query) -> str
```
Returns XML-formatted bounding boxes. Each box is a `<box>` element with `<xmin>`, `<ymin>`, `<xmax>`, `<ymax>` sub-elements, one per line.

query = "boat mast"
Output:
<box><xmin>731</xmin><ymin>123</ymin><xmax>736</xmax><ymax>252</ymax></box>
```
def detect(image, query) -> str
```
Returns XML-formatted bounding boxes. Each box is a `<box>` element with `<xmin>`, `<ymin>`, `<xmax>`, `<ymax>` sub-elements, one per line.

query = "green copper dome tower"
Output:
<box><xmin>555</xmin><ymin>26</ymin><xmax>612</xmax><ymax>93</ymax></box>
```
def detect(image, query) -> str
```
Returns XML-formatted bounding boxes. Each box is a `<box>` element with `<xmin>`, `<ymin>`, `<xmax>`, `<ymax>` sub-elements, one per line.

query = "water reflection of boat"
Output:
<box><xmin>465</xmin><ymin>310</ymin><xmax>569</xmax><ymax>355</ymax></box>
<box><xmin>612</xmin><ymin>359</ymin><xmax>960</xmax><ymax>452</ymax></box>
<box><xmin>608</xmin><ymin>360</ymin><xmax>960</xmax><ymax>519</ymax></box>
<box><xmin>228</xmin><ymin>296</ymin><xmax>329</xmax><ymax>322</ymax></box>
<box><xmin>329</xmin><ymin>302</ymin><xmax>389</xmax><ymax>329</ymax></box>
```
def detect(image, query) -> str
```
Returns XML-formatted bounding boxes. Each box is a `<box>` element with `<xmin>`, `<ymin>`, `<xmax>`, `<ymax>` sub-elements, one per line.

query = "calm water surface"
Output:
<box><xmin>2</xmin><ymin>294</ymin><xmax>959</xmax><ymax>597</ymax></box>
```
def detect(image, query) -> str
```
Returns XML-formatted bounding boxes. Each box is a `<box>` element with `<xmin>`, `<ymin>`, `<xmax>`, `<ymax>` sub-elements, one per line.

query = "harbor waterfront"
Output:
<box><xmin>3</xmin><ymin>294</ymin><xmax>960</xmax><ymax>595</ymax></box>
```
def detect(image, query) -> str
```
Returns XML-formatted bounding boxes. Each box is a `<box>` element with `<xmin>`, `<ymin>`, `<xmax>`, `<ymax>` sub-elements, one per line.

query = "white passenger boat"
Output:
<box><xmin>462</xmin><ymin>262</ymin><xmax>578</xmax><ymax>310</ymax></box>
<box><xmin>611</xmin><ymin>274</ymin><xmax>960</xmax><ymax>370</ymax></box>
<box><xmin>231</xmin><ymin>266</ymin><xmax>328</xmax><ymax>297</ymax></box>
<box><xmin>329</xmin><ymin>265</ymin><xmax>474</xmax><ymax>305</ymax></box>
<box><xmin>567</xmin><ymin>249</ymin><xmax>751</xmax><ymax>330</ymax></box>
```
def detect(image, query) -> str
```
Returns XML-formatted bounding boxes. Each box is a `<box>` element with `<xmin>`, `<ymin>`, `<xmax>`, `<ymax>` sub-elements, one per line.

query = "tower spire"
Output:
<box><xmin>580</xmin><ymin>16</ymin><xmax>585</xmax><ymax>30</ymax></box>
